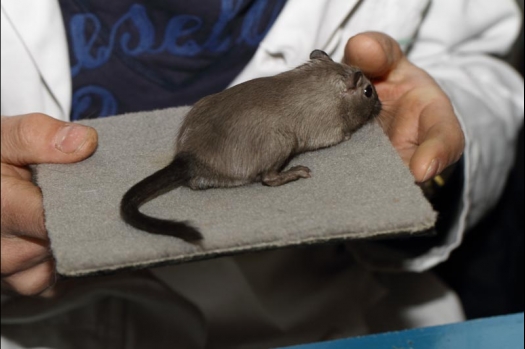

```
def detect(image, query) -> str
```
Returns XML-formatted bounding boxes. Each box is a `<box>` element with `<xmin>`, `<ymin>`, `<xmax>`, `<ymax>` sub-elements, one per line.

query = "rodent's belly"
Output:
<box><xmin>187</xmin><ymin>151</ymin><xmax>261</xmax><ymax>190</ymax></box>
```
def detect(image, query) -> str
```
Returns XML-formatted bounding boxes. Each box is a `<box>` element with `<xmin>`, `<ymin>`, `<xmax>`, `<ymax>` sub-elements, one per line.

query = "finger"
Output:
<box><xmin>344</xmin><ymin>31</ymin><xmax>405</xmax><ymax>78</ymax></box>
<box><xmin>1</xmin><ymin>177</ymin><xmax>46</xmax><ymax>239</ymax></box>
<box><xmin>1</xmin><ymin>162</ymin><xmax>32</xmax><ymax>181</ymax></box>
<box><xmin>2</xmin><ymin>259</ymin><xmax>56</xmax><ymax>296</ymax></box>
<box><xmin>1</xmin><ymin>113</ymin><xmax>98</xmax><ymax>166</ymax></box>
<box><xmin>410</xmin><ymin>105</ymin><xmax>465</xmax><ymax>182</ymax></box>
<box><xmin>1</xmin><ymin>236</ymin><xmax>50</xmax><ymax>276</ymax></box>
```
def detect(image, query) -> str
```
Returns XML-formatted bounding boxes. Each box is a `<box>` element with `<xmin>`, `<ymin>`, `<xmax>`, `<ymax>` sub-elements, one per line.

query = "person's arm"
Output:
<box><xmin>1</xmin><ymin>114</ymin><xmax>98</xmax><ymax>295</ymax></box>
<box><xmin>343</xmin><ymin>0</ymin><xmax>524</xmax><ymax>271</ymax></box>
<box><xmin>408</xmin><ymin>0</ymin><xmax>524</xmax><ymax>229</ymax></box>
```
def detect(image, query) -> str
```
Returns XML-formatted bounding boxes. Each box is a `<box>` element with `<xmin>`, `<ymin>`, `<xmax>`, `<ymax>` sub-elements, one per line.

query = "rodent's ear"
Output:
<box><xmin>310</xmin><ymin>50</ymin><xmax>333</xmax><ymax>62</ymax></box>
<box><xmin>346</xmin><ymin>71</ymin><xmax>364</xmax><ymax>89</ymax></box>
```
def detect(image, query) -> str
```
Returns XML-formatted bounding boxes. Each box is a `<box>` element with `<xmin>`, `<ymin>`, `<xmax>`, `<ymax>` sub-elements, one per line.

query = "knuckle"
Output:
<box><xmin>446</xmin><ymin>123</ymin><xmax>466</xmax><ymax>164</ymax></box>
<box><xmin>456</xmin><ymin>127</ymin><xmax>466</xmax><ymax>148</ymax></box>
<box><xmin>4</xmin><ymin>261</ymin><xmax>55</xmax><ymax>296</ymax></box>
<box><xmin>0</xmin><ymin>177</ymin><xmax>46</xmax><ymax>238</ymax></box>
<box><xmin>0</xmin><ymin>182</ymin><xmax>16</xmax><ymax>234</ymax></box>
<box><xmin>26</xmin><ymin>113</ymin><xmax>51</xmax><ymax>124</ymax></box>
<box><xmin>0</xmin><ymin>181</ymin><xmax>23</xmax><ymax>235</ymax></box>
<box><xmin>17</xmin><ymin>114</ymin><xmax>46</xmax><ymax>150</ymax></box>
<box><xmin>454</xmin><ymin>133</ymin><xmax>466</xmax><ymax>162</ymax></box>
<box><xmin>1</xmin><ymin>237</ymin><xmax>49</xmax><ymax>275</ymax></box>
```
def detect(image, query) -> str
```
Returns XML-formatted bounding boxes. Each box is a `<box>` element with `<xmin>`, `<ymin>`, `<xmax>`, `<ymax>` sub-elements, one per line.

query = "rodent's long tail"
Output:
<box><xmin>120</xmin><ymin>154</ymin><xmax>203</xmax><ymax>242</ymax></box>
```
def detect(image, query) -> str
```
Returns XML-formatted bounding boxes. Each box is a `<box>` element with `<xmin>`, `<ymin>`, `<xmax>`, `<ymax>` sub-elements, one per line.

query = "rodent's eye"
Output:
<box><xmin>364</xmin><ymin>85</ymin><xmax>373</xmax><ymax>98</ymax></box>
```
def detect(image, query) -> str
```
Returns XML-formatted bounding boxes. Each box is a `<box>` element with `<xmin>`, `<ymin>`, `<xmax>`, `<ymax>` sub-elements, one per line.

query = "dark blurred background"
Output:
<box><xmin>435</xmin><ymin>0</ymin><xmax>524</xmax><ymax>319</ymax></box>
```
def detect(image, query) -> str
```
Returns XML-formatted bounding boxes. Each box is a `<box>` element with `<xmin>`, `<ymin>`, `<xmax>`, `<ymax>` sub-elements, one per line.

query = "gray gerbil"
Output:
<box><xmin>120</xmin><ymin>50</ymin><xmax>382</xmax><ymax>242</ymax></box>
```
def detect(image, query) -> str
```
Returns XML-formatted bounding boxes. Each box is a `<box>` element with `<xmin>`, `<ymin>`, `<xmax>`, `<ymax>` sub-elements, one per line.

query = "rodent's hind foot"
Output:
<box><xmin>262</xmin><ymin>166</ymin><xmax>311</xmax><ymax>187</ymax></box>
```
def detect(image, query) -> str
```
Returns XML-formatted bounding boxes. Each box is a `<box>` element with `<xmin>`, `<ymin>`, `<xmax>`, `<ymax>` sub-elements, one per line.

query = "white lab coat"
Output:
<box><xmin>1</xmin><ymin>1</ymin><xmax>524</xmax><ymax>348</ymax></box>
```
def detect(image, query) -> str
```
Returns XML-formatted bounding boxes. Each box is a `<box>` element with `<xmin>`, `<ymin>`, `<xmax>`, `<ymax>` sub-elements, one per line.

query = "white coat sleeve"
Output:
<box><xmin>1</xmin><ymin>1</ymin><xmax>71</xmax><ymax>120</ymax></box>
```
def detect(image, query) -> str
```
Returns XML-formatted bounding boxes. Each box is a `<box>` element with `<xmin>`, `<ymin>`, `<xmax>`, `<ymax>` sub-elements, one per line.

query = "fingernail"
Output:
<box><xmin>55</xmin><ymin>124</ymin><xmax>90</xmax><ymax>153</ymax></box>
<box><xmin>423</xmin><ymin>159</ymin><xmax>440</xmax><ymax>182</ymax></box>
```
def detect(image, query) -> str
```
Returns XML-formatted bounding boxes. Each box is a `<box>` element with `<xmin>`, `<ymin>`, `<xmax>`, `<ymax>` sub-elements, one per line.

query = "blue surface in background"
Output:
<box><xmin>281</xmin><ymin>313</ymin><xmax>524</xmax><ymax>349</ymax></box>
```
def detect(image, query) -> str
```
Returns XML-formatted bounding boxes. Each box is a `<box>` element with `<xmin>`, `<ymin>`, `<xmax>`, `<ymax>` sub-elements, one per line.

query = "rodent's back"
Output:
<box><xmin>175</xmin><ymin>56</ymin><xmax>380</xmax><ymax>178</ymax></box>
<box><xmin>176</xmin><ymin>65</ymin><xmax>347</xmax><ymax>153</ymax></box>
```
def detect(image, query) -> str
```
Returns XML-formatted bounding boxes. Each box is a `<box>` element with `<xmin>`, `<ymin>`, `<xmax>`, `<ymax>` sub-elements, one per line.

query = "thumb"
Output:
<box><xmin>1</xmin><ymin>113</ymin><xmax>98</xmax><ymax>166</ymax></box>
<box><xmin>344</xmin><ymin>31</ymin><xmax>406</xmax><ymax>79</ymax></box>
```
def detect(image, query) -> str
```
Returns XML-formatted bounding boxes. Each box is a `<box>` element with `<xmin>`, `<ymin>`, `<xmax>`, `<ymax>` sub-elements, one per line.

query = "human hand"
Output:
<box><xmin>1</xmin><ymin>113</ymin><xmax>98</xmax><ymax>296</ymax></box>
<box><xmin>344</xmin><ymin>32</ymin><xmax>465</xmax><ymax>183</ymax></box>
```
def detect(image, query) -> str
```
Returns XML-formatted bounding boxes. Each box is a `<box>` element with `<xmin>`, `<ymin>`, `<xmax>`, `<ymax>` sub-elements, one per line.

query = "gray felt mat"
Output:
<box><xmin>35</xmin><ymin>107</ymin><xmax>436</xmax><ymax>277</ymax></box>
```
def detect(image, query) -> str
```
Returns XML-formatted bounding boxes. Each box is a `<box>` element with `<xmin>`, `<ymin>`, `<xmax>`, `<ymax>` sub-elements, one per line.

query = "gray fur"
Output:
<box><xmin>177</xmin><ymin>51</ymin><xmax>382</xmax><ymax>189</ymax></box>
<box><xmin>120</xmin><ymin>50</ymin><xmax>382</xmax><ymax>240</ymax></box>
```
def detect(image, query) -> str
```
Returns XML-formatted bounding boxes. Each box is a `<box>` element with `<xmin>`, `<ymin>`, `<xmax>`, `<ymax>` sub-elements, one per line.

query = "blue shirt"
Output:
<box><xmin>59</xmin><ymin>0</ymin><xmax>287</xmax><ymax>120</ymax></box>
